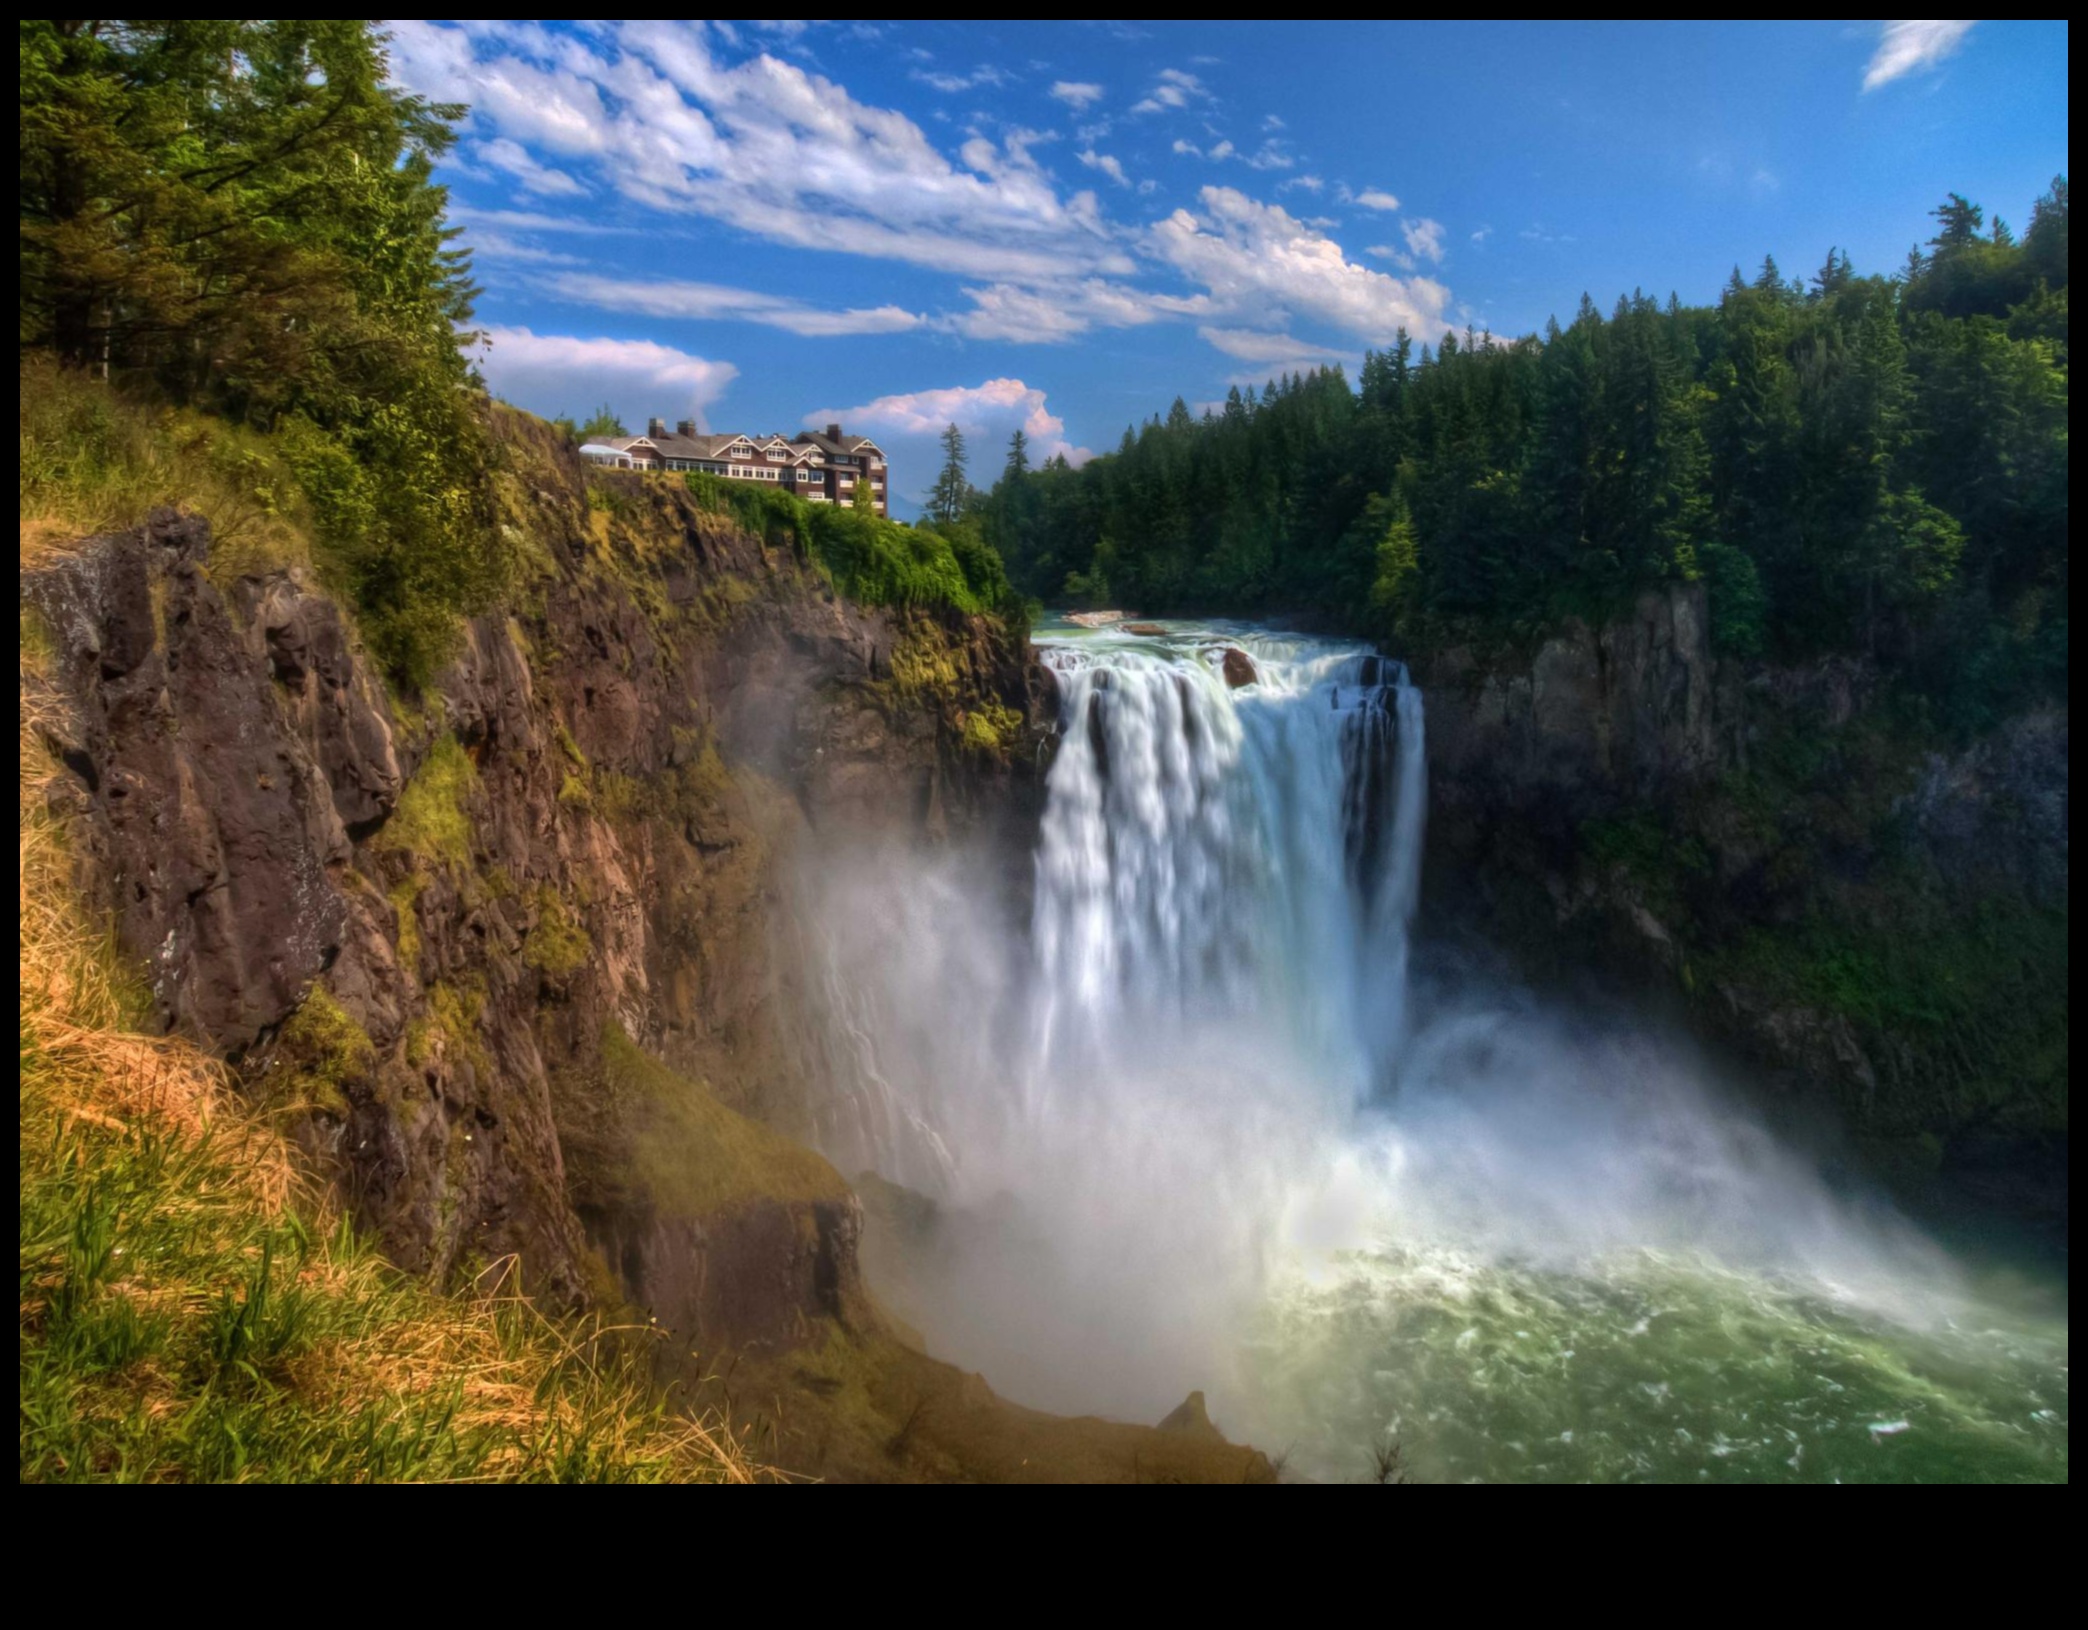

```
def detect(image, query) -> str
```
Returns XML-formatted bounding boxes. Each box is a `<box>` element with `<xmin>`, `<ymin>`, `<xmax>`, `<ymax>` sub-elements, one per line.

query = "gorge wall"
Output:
<box><xmin>23</xmin><ymin>415</ymin><xmax>1044</xmax><ymax>1341</ymax></box>
<box><xmin>1415</xmin><ymin>581</ymin><xmax>2067</xmax><ymax>1209</ymax></box>
<box><xmin>22</xmin><ymin>416</ymin><xmax>1282</xmax><ymax>1482</ymax></box>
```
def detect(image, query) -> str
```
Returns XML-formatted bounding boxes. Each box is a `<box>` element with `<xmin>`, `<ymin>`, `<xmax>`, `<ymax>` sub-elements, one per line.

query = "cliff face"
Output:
<box><xmin>1415</xmin><ymin>582</ymin><xmax>2067</xmax><ymax>1178</ymax></box>
<box><xmin>24</xmin><ymin>419</ymin><xmax>1044</xmax><ymax>1359</ymax></box>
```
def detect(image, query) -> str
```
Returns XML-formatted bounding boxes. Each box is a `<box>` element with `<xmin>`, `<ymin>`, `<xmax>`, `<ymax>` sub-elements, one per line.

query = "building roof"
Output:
<box><xmin>791</xmin><ymin>430</ymin><xmax>885</xmax><ymax>460</ymax></box>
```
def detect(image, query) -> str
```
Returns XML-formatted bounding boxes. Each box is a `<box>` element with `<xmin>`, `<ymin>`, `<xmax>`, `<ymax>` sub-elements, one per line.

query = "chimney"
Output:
<box><xmin>826</xmin><ymin>422</ymin><xmax>843</xmax><ymax>442</ymax></box>
<box><xmin>648</xmin><ymin>416</ymin><xmax>665</xmax><ymax>438</ymax></box>
<box><xmin>676</xmin><ymin>419</ymin><xmax>695</xmax><ymax>437</ymax></box>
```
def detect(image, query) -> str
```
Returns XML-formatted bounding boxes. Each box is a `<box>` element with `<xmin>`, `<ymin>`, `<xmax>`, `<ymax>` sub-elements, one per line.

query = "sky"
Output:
<box><xmin>385</xmin><ymin>20</ymin><xmax>2070</xmax><ymax>515</ymax></box>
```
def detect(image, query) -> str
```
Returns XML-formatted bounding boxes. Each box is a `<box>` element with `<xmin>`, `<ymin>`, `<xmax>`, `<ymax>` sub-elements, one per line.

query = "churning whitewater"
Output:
<box><xmin>800</xmin><ymin>618</ymin><xmax>2066</xmax><ymax>1483</ymax></box>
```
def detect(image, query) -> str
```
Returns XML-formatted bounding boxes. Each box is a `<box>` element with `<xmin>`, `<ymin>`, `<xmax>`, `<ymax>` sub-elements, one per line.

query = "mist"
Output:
<box><xmin>784</xmin><ymin>621</ymin><xmax>2062</xmax><ymax>1478</ymax></box>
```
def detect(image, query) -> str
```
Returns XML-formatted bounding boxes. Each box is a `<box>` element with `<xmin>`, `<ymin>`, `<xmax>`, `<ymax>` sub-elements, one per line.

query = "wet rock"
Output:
<box><xmin>1065</xmin><ymin>609</ymin><xmax>1128</xmax><ymax>628</ymax></box>
<box><xmin>1123</xmin><ymin>622</ymin><xmax>1168</xmax><ymax>636</ymax></box>
<box><xmin>1220</xmin><ymin>647</ymin><xmax>1258</xmax><ymax>688</ymax></box>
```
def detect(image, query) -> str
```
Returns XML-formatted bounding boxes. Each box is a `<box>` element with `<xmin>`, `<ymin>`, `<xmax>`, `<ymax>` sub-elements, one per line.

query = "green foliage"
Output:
<box><xmin>19</xmin><ymin>21</ymin><xmax>515</xmax><ymax>688</ymax></box>
<box><xmin>376</xmin><ymin>735</ymin><xmax>477</xmax><ymax>869</ymax></box>
<box><xmin>960</xmin><ymin>701</ymin><xmax>1024</xmax><ymax>755</ymax></box>
<box><xmin>522</xmin><ymin>888</ymin><xmax>593</xmax><ymax>979</ymax></box>
<box><xmin>18</xmin><ymin>1066</ymin><xmax>748</xmax><ymax>1482</ymax></box>
<box><xmin>680</xmin><ymin>469</ymin><xmax>1022</xmax><ymax>621</ymax></box>
<box><xmin>927</xmin><ymin>421</ymin><xmax>972</xmax><ymax>527</ymax></box>
<box><xmin>1704</xmin><ymin>897</ymin><xmax>2068</xmax><ymax>1136</ymax></box>
<box><xmin>271</xmin><ymin>986</ymin><xmax>374</xmax><ymax>1119</ymax></box>
<box><xmin>599</xmin><ymin>1025</ymin><xmax>848</xmax><ymax>1217</ymax></box>
<box><xmin>575</xmin><ymin>404</ymin><xmax>627</xmax><ymax>441</ymax></box>
<box><xmin>980</xmin><ymin>183</ymin><xmax>2068</xmax><ymax>722</ymax></box>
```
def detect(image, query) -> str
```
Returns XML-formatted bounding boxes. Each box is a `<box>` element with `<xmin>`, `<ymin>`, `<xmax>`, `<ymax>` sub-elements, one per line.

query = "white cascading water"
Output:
<box><xmin>794</xmin><ymin>619</ymin><xmax>2067</xmax><ymax>1483</ymax></box>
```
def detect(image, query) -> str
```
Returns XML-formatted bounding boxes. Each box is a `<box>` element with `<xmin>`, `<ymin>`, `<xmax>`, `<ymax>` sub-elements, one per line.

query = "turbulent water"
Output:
<box><xmin>802</xmin><ymin>617</ymin><xmax>2067</xmax><ymax>1483</ymax></box>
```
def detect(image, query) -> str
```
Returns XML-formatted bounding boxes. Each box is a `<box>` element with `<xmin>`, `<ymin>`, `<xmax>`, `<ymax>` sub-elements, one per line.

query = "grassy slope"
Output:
<box><xmin>19</xmin><ymin>584</ymin><xmax>755</xmax><ymax>1488</ymax></box>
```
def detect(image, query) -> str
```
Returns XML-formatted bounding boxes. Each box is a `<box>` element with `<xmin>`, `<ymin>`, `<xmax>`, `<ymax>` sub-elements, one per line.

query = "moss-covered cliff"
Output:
<box><xmin>22</xmin><ymin>407</ymin><xmax>1275</xmax><ymax>1482</ymax></box>
<box><xmin>1416</xmin><ymin>582</ymin><xmax>2066</xmax><ymax>1202</ymax></box>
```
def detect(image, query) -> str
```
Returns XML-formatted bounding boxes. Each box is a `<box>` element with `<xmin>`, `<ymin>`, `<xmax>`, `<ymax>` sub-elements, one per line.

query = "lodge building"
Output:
<box><xmin>580</xmin><ymin>420</ymin><xmax>889</xmax><ymax>516</ymax></box>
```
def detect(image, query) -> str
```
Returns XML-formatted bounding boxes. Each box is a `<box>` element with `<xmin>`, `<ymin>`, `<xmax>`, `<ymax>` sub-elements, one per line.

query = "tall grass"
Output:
<box><xmin>18</xmin><ymin>681</ymin><xmax>757</xmax><ymax>1483</ymax></box>
<box><xmin>19</xmin><ymin>354</ymin><xmax>311</xmax><ymax>579</ymax></box>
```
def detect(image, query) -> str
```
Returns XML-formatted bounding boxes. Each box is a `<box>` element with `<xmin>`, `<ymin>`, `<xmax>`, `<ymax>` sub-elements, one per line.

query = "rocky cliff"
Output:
<box><xmin>21</xmin><ymin>415</ymin><xmax>1279</xmax><ymax>1481</ymax></box>
<box><xmin>1415</xmin><ymin>581</ymin><xmax>2067</xmax><ymax>1203</ymax></box>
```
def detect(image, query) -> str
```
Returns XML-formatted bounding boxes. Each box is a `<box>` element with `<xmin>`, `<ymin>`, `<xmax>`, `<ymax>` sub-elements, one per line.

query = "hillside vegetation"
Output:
<box><xmin>17</xmin><ymin>689</ymin><xmax>756</xmax><ymax>1482</ymax></box>
<box><xmin>985</xmin><ymin>184</ymin><xmax>2066</xmax><ymax>737</ymax></box>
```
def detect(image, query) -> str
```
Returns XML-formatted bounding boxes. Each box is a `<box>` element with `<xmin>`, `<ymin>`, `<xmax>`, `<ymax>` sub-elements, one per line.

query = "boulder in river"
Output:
<box><xmin>1123</xmin><ymin>623</ymin><xmax>1169</xmax><ymax>636</ymax></box>
<box><xmin>1066</xmin><ymin>609</ymin><xmax>1130</xmax><ymax>628</ymax></box>
<box><xmin>1219</xmin><ymin>647</ymin><xmax>1258</xmax><ymax>688</ymax></box>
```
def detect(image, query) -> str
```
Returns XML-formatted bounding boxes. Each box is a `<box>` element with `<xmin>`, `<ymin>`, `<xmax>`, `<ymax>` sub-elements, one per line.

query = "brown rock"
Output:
<box><xmin>1220</xmin><ymin>647</ymin><xmax>1258</xmax><ymax>688</ymax></box>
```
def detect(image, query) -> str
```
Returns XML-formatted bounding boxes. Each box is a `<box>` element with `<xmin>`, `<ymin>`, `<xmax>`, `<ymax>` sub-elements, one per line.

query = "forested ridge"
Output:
<box><xmin>982</xmin><ymin>184</ymin><xmax>2068</xmax><ymax>733</ymax></box>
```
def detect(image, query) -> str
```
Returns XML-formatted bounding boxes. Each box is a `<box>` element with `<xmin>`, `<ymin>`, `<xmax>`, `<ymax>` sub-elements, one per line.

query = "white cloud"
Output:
<box><xmin>467</xmin><ymin>230</ymin><xmax>585</xmax><ymax>267</ymax></box>
<box><xmin>472</xmin><ymin>326</ymin><xmax>737</xmax><ymax>426</ymax></box>
<box><xmin>1051</xmin><ymin>80</ymin><xmax>1104</xmax><ymax>110</ymax></box>
<box><xmin>384</xmin><ymin>21</ymin><xmax>1130</xmax><ymax>285</ymax></box>
<box><xmin>952</xmin><ymin>279</ymin><xmax>1199</xmax><ymax>343</ymax></box>
<box><xmin>1208</xmin><ymin>139</ymin><xmax>1236</xmax><ymax>162</ymax></box>
<box><xmin>912</xmin><ymin>65</ymin><xmax>1011</xmax><ymax>93</ymax></box>
<box><xmin>1470</xmin><ymin>224</ymin><xmax>1493</xmax><ymax>243</ymax></box>
<box><xmin>548</xmin><ymin>273</ymin><xmax>925</xmax><ymax>336</ymax></box>
<box><xmin>1280</xmin><ymin>174</ymin><xmax>1324</xmax><ymax>194</ymax></box>
<box><xmin>1401</xmin><ymin>216</ymin><xmax>1446</xmax><ymax>265</ymax></box>
<box><xmin>1353</xmin><ymin>187</ymin><xmax>1401</xmax><ymax>212</ymax></box>
<box><xmin>1862</xmin><ymin>20</ymin><xmax>1975</xmax><ymax>91</ymax></box>
<box><xmin>1131</xmin><ymin>66</ymin><xmax>1210</xmax><ymax>114</ymax></box>
<box><xmin>1364</xmin><ymin>244</ymin><xmax>1414</xmax><ymax>270</ymax></box>
<box><xmin>1173</xmin><ymin>139</ymin><xmax>1202</xmax><ymax>157</ymax></box>
<box><xmin>477</xmin><ymin>136</ymin><xmax>587</xmax><ymax>198</ymax></box>
<box><xmin>809</xmin><ymin>378</ymin><xmax>1091</xmax><ymax>467</ymax></box>
<box><xmin>1078</xmin><ymin>149</ymin><xmax>1131</xmax><ymax>188</ymax></box>
<box><xmin>1197</xmin><ymin>326</ymin><xmax>1346</xmax><ymax>364</ymax></box>
<box><xmin>1150</xmin><ymin>186</ymin><xmax>1450</xmax><ymax>344</ymax></box>
<box><xmin>1261</xmin><ymin>114</ymin><xmax>1285</xmax><ymax>132</ymax></box>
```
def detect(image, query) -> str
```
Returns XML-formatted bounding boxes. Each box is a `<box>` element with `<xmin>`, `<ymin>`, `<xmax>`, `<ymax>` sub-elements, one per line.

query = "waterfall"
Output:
<box><xmin>1031</xmin><ymin>630</ymin><xmax>1425</xmax><ymax>1106</ymax></box>
<box><xmin>789</xmin><ymin>618</ymin><xmax>2063</xmax><ymax>1479</ymax></box>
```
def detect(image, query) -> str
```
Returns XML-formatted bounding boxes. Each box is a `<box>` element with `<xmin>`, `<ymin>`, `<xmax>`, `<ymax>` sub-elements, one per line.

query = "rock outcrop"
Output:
<box><xmin>23</xmin><ymin>416</ymin><xmax>1045</xmax><ymax>1336</ymax></box>
<box><xmin>1410</xmin><ymin>579</ymin><xmax>2067</xmax><ymax>1180</ymax></box>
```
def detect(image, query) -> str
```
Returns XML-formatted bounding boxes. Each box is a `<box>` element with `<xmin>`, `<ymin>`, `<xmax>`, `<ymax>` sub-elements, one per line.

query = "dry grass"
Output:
<box><xmin>19</xmin><ymin>671</ymin><xmax>758</xmax><ymax>1483</ymax></box>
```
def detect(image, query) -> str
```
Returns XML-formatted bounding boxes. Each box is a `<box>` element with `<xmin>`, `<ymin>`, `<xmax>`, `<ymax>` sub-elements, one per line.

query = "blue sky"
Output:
<box><xmin>387</xmin><ymin>20</ymin><xmax>2069</xmax><ymax>514</ymax></box>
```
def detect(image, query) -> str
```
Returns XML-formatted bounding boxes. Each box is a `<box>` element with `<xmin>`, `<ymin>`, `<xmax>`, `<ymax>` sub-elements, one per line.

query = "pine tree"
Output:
<box><xmin>928</xmin><ymin>421</ymin><xmax>970</xmax><ymax>526</ymax></box>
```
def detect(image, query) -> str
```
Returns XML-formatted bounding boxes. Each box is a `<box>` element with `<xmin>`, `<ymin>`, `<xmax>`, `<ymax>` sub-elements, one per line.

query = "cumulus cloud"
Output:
<box><xmin>1078</xmin><ymin>149</ymin><xmax>1131</xmax><ymax>188</ymax></box>
<box><xmin>1401</xmin><ymin>216</ymin><xmax>1447</xmax><ymax>265</ymax></box>
<box><xmin>1051</xmin><ymin>80</ymin><xmax>1104</xmax><ymax>110</ymax></box>
<box><xmin>548</xmin><ymin>273</ymin><xmax>925</xmax><ymax>335</ymax></box>
<box><xmin>1862</xmin><ymin>20</ymin><xmax>1975</xmax><ymax>90</ymax></box>
<box><xmin>1280</xmin><ymin>174</ymin><xmax>1324</xmax><ymax>194</ymax></box>
<box><xmin>1150</xmin><ymin>186</ymin><xmax>1450</xmax><ymax>344</ymax></box>
<box><xmin>1470</xmin><ymin>224</ymin><xmax>1493</xmax><ymax>242</ymax></box>
<box><xmin>809</xmin><ymin>377</ymin><xmax>1091</xmax><ymax>467</ymax></box>
<box><xmin>472</xmin><ymin>326</ymin><xmax>736</xmax><ymax>426</ymax></box>
<box><xmin>1352</xmin><ymin>187</ymin><xmax>1401</xmax><ymax>211</ymax></box>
